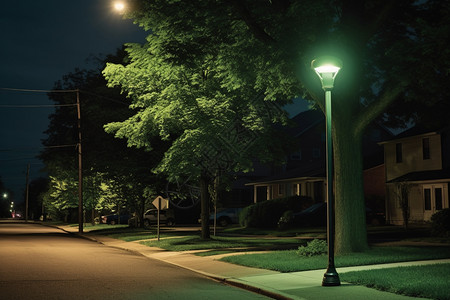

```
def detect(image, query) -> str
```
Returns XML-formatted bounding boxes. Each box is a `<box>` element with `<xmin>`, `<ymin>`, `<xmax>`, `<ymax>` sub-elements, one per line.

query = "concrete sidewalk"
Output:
<box><xmin>60</xmin><ymin>226</ymin><xmax>449</xmax><ymax>300</ymax></box>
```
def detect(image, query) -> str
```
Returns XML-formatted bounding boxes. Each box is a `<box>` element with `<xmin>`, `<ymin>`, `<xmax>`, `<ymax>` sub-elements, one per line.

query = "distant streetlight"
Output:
<box><xmin>311</xmin><ymin>56</ymin><xmax>342</xmax><ymax>287</ymax></box>
<box><xmin>2</xmin><ymin>193</ymin><xmax>7</xmax><ymax>199</ymax></box>
<box><xmin>114</xmin><ymin>2</ymin><xmax>125</xmax><ymax>12</ymax></box>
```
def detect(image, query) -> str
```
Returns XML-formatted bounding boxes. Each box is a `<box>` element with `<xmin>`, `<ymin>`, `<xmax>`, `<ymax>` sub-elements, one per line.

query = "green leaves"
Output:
<box><xmin>103</xmin><ymin>29</ymin><xmax>290</xmax><ymax>183</ymax></box>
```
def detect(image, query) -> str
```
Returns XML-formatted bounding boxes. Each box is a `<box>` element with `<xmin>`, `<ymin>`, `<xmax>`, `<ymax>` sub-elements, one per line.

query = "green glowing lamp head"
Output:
<box><xmin>311</xmin><ymin>56</ymin><xmax>343</xmax><ymax>90</ymax></box>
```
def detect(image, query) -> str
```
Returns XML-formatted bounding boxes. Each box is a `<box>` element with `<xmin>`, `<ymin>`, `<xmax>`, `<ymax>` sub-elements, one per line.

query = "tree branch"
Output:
<box><xmin>354</xmin><ymin>80</ymin><xmax>408</xmax><ymax>137</ymax></box>
<box><xmin>229</xmin><ymin>0</ymin><xmax>276</xmax><ymax>45</ymax></box>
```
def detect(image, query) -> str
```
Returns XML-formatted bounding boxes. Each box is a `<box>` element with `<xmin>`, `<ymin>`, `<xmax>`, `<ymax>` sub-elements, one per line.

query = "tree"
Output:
<box><xmin>395</xmin><ymin>181</ymin><xmax>411</xmax><ymax>230</ymax></box>
<box><xmin>41</xmin><ymin>51</ymin><xmax>169</xmax><ymax>224</ymax></box>
<box><xmin>103</xmin><ymin>39</ymin><xmax>290</xmax><ymax>239</ymax></box>
<box><xmin>377</xmin><ymin>0</ymin><xmax>450</xmax><ymax>130</ymax></box>
<box><xmin>27</xmin><ymin>177</ymin><xmax>49</xmax><ymax>220</ymax></box>
<box><xmin>110</xmin><ymin>0</ymin><xmax>442</xmax><ymax>253</ymax></box>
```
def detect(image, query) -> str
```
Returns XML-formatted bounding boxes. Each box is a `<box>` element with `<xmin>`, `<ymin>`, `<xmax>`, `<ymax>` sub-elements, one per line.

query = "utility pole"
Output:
<box><xmin>25</xmin><ymin>163</ymin><xmax>30</xmax><ymax>222</ymax></box>
<box><xmin>76</xmin><ymin>89</ymin><xmax>83</xmax><ymax>233</ymax></box>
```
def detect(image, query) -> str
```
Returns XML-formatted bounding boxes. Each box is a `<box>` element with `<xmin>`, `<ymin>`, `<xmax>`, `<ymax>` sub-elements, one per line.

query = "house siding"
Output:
<box><xmin>385</xmin><ymin>133</ymin><xmax>442</xmax><ymax>182</ymax></box>
<box><xmin>247</xmin><ymin>109</ymin><xmax>391</xmax><ymax>208</ymax></box>
<box><xmin>382</xmin><ymin>129</ymin><xmax>450</xmax><ymax>225</ymax></box>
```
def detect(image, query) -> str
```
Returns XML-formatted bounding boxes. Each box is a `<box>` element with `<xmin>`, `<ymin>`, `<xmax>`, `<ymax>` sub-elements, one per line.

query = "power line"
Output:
<box><xmin>0</xmin><ymin>87</ymin><xmax>129</xmax><ymax>107</ymax></box>
<box><xmin>0</xmin><ymin>144</ymin><xmax>78</xmax><ymax>152</ymax></box>
<box><xmin>80</xmin><ymin>90</ymin><xmax>129</xmax><ymax>106</ymax></box>
<box><xmin>0</xmin><ymin>104</ymin><xmax>76</xmax><ymax>108</ymax></box>
<box><xmin>0</xmin><ymin>87</ymin><xmax>78</xmax><ymax>93</ymax></box>
<box><xmin>0</xmin><ymin>87</ymin><xmax>79</xmax><ymax>108</ymax></box>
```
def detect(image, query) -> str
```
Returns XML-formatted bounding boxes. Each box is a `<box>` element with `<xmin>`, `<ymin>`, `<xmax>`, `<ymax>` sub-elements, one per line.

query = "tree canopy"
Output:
<box><xmin>41</xmin><ymin>52</ymin><xmax>169</xmax><ymax>223</ymax></box>
<box><xmin>104</xmin><ymin>0</ymin><xmax>447</xmax><ymax>252</ymax></box>
<box><xmin>103</xmin><ymin>31</ymin><xmax>292</xmax><ymax>238</ymax></box>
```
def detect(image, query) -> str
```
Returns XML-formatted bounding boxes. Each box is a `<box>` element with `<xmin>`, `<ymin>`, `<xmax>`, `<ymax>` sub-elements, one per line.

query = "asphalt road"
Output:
<box><xmin>0</xmin><ymin>221</ymin><xmax>269</xmax><ymax>300</ymax></box>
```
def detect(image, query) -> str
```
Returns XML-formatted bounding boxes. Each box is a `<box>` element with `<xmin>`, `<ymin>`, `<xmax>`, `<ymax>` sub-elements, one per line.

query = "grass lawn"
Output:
<box><xmin>340</xmin><ymin>263</ymin><xmax>450</xmax><ymax>300</ymax></box>
<box><xmin>139</xmin><ymin>236</ymin><xmax>305</xmax><ymax>252</ymax></box>
<box><xmin>223</xmin><ymin>225</ymin><xmax>327</xmax><ymax>238</ymax></box>
<box><xmin>220</xmin><ymin>246</ymin><xmax>450</xmax><ymax>272</ymax></box>
<box><xmin>83</xmin><ymin>226</ymin><xmax>179</xmax><ymax>241</ymax></box>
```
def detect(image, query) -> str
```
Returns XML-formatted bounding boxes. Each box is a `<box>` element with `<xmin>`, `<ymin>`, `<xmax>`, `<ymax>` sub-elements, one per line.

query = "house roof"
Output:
<box><xmin>286</xmin><ymin>109</ymin><xmax>324</xmax><ymax>138</ymax></box>
<box><xmin>246</xmin><ymin>109</ymin><xmax>390</xmax><ymax>186</ymax></box>
<box><xmin>379</xmin><ymin>125</ymin><xmax>440</xmax><ymax>144</ymax></box>
<box><xmin>387</xmin><ymin>168</ymin><xmax>450</xmax><ymax>183</ymax></box>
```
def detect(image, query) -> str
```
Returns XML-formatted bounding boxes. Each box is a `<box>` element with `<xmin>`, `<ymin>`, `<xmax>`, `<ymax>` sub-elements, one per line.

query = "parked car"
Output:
<box><xmin>279</xmin><ymin>202</ymin><xmax>385</xmax><ymax>228</ymax></box>
<box><xmin>101</xmin><ymin>214</ymin><xmax>131</xmax><ymax>225</ymax></box>
<box><xmin>143</xmin><ymin>209</ymin><xmax>175</xmax><ymax>227</ymax></box>
<box><xmin>291</xmin><ymin>202</ymin><xmax>327</xmax><ymax>227</ymax></box>
<box><xmin>208</xmin><ymin>208</ymin><xmax>243</xmax><ymax>227</ymax></box>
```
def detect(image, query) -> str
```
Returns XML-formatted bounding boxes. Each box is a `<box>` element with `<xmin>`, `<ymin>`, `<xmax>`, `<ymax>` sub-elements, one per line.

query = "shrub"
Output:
<box><xmin>297</xmin><ymin>239</ymin><xmax>327</xmax><ymax>257</ymax></box>
<box><xmin>277</xmin><ymin>210</ymin><xmax>294</xmax><ymax>230</ymax></box>
<box><xmin>239</xmin><ymin>195</ymin><xmax>313</xmax><ymax>228</ymax></box>
<box><xmin>431</xmin><ymin>208</ymin><xmax>450</xmax><ymax>237</ymax></box>
<box><xmin>239</xmin><ymin>205</ymin><xmax>252</xmax><ymax>227</ymax></box>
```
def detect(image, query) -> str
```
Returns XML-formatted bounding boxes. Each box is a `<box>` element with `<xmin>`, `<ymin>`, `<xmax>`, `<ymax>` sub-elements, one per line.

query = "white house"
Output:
<box><xmin>380</xmin><ymin>127</ymin><xmax>450</xmax><ymax>225</ymax></box>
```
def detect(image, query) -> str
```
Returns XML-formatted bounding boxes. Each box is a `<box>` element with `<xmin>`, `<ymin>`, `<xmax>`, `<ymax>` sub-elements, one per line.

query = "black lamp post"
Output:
<box><xmin>311</xmin><ymin>56</ymin><xmax>342</xmax><ymax>287</ymax></box>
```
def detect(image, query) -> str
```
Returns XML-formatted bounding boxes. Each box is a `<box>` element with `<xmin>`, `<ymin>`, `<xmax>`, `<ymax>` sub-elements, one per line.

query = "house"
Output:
<box><xmin>246</xmin><ymin>109</ymin><xmax>392</xmax><ymax>211</ymax></box>
<box><xmin>380</xmin><ymin>127</ymin><xmax>450</xmax><ymax>225</ymax></box>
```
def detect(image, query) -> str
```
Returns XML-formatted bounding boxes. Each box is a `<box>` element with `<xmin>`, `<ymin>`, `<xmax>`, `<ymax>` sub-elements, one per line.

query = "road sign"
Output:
<box><xmin>152</xmin><ymin>196</ymin><xmax>169</xmax><ymax>210</ymax></box>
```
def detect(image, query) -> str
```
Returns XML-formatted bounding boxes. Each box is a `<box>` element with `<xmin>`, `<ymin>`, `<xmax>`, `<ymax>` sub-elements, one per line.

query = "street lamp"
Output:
<box><xmin>311</xmin><ymin>56</ymin><xmax>342</xmax><ymax>287</ymax></box>
<box><xmin>114</xmin><ymin>1</ymin><xmax>125</xmax><ymax>13</ymax></box>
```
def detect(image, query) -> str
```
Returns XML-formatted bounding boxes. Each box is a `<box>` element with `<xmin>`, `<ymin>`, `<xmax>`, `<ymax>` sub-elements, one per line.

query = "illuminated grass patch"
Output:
<box><xmin>340</xmin><ymin>263</ymin><xmax>450</xmax><ymax>300</ymax></box>
<box><xmin>140</xmin><ymin>236</ymin><xmax>304</xmax><ymax>251</ymax></box>
<box><xmin>220</xmin><ymin>247</ymin><xmax>450</xmax><ymax>272</ymax></box>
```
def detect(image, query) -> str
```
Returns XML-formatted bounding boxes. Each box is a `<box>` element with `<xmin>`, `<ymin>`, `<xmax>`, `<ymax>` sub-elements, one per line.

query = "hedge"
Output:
<box><xmin>239</xmin><ymin>195</ymin><xmax>313</xmax><ymax>228</ymax></box>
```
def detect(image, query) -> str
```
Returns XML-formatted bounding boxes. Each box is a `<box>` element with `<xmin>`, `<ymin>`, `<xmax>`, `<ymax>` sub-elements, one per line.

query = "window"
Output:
<box><xmin>422</xmin><ymin>138</ymin><xmax>430</xmax><ymax>160</ymax></box>
<box><xmin>278</xmin><ymin>184</ymin><xmax>285</xmax><ymax>195</ymax></box>
<box><xmin>424</xmin><ymin>188</ymin><xmax>431</xmax><ymax>210</ymax></box>
<box><xmin>396</xmin><ymin>143</ymin><xmax>403</xmax><ymax>163</ymax></box>
<box><xmin>424</xmin><ymin>186</ymin><xmax>444</xmax><ymax>212</ymax></box>
<box><xmin>292</xmin><ymin>184</ymin><xmax>300</xmax><ymax>196</ymax></box>
<box><xmin>435</xmin><ymin>188</ymin><xmax>443</xmax><ymax>210</ymax></box>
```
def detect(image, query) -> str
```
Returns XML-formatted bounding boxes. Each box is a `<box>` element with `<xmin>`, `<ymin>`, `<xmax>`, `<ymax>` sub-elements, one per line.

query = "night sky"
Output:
<box><xmin>0</xmin><ymin>0</ymin><xmax>308</xmax><ymax>206</ymax></box>
<box><xmin>0</xmin><ymin>0</ymin><xmax>147</xmax><ymax>204</ymax></box>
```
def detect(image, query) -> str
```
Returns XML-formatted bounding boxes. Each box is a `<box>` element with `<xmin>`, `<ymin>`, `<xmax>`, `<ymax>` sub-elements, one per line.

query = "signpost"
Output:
<box><xmin>152</xmin><ymin>196</ymin><xmax>169</xmax><ymax>241</ymax></box>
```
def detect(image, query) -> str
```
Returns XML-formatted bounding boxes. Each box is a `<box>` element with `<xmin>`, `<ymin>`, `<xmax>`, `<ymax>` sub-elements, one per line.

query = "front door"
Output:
<box><xmin>423</xmin><ymin>184</ymin><xmax>448</xmax><ymax>221</ymax></box>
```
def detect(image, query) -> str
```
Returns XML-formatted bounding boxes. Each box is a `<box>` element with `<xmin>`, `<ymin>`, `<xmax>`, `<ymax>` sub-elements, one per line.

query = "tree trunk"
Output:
<box><xmin>139</xmin><ymin>197</ymin><xmax>146</xmax><ymax>228</ymax></box>
<box><xmin>200</xmin><ymin>173</ymin><xmax>210</xmax><ymax>240</ymax></box>
<box><xmin>333</xmin><ymin>117</ymin><xmax>368</xmax><ymax>254</ymax></box>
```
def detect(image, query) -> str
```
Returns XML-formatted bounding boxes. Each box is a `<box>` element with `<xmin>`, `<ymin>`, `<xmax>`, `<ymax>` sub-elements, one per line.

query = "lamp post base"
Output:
<box><xmin>322</xmin><ymin>267</ymin><xmax>341</xmax><ymax>286</ymax></box>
